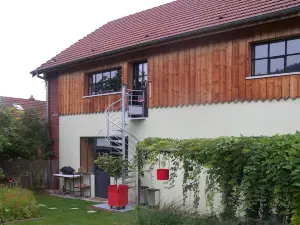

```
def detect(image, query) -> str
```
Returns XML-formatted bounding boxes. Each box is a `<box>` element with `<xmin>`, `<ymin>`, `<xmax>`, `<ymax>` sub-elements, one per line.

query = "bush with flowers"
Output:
<box><xmin>0</xmin><ymin>188</ymin><xmax>39</xmax><ymax>223</ymax></box>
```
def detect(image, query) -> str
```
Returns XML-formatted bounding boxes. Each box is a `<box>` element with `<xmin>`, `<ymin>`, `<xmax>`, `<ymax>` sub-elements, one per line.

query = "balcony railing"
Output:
<box><xmin>127</xmin><ymin>89</ymin><xmax>146</xmax><ymax>119</ymax></box>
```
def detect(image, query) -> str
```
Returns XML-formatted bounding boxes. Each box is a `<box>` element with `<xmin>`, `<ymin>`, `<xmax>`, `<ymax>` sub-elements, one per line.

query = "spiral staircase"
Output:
<box><xmin>103</xmin><ymin>84</ymin><xmax>146</xmax><ymax>204</ymax></box>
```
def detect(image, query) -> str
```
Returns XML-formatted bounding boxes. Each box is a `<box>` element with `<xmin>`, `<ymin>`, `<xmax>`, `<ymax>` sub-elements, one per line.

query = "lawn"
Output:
<box><xmin>12</xmin><ymin>194</ymin><xmax>135</xmax><ymax>225</ymax></box>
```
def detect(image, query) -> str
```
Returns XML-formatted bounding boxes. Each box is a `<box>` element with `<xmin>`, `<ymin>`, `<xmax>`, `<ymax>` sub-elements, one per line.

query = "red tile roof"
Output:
<box><xmin>0</xmin><ymin>96</ymin><xmax>46</xmax><ymax>118</ymax></box>
<box><xmin>32</xmin><ymin>0</ymin><xmax>300</xmax><ymax>74</ymax></box>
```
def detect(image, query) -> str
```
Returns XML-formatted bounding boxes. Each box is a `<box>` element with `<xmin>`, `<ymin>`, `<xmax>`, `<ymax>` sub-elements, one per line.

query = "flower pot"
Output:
<box><xmin>108</xmin><ymin>184</ymin><xmax>128</xmax><ymax>209</ymax></box>
<box><xmin>157</xmin><ymin>169</ymin><xmax>169</xmax><ymax>180</ymax></box>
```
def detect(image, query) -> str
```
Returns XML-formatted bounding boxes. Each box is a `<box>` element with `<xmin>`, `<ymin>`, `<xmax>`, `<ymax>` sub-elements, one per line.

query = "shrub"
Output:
<box><xmin>132</xmin><ymin>202</ymin><xmax>274</xmax><ymax>225</ymax></box>
<box><xmin>136</xmin><ymin>133</ymin><xmax>300</xmax><ymax>223</ymax></box>
<box><xmin>0</xmin><ymin>188</ymin><xmax>39</xmax><ymax>223</ymax></box>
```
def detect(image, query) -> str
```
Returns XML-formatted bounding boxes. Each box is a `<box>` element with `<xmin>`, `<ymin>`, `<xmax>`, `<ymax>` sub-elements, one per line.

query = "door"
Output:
<box><xmin>94</xmin><ymin>148</ymin><xmax>110</xmax><ymax>198</ymax></box>
<box><xmin>130</xmin><ymin>61</ymin><xmax>148</xmax><ymax>117</ymax></box>
<box><xmin>133</xmin><ymin>61</ymin><xmax>148</xmax><ymax>91</ymax></box>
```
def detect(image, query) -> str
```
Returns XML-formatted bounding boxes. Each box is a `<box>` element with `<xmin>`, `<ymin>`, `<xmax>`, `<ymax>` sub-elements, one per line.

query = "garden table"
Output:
<box><xmin>53</xmin><ymin>174</ymin><xmax>81</xmax><ymax>196</ymax></box>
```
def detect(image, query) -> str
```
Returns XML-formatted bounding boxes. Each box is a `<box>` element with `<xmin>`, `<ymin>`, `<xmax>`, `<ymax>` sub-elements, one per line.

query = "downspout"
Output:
<box><xmin>45</xmin><ymin>79</ymin><xmax>49</xmax><ymax>122</ymax></box>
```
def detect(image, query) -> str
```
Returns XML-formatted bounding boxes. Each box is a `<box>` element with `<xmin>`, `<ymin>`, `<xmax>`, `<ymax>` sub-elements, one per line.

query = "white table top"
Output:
<box><xmin>53</xmin><ymin>174</ymin><xmax>81</xmax><ymax>178</ymax></box>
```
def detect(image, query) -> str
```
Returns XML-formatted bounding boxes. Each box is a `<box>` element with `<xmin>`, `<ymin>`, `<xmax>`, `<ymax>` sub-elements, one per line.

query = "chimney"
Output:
<box><xmin>29</xmin><ymin>95</ymin><xmax>35</xmax><ymax>100</ymax></box>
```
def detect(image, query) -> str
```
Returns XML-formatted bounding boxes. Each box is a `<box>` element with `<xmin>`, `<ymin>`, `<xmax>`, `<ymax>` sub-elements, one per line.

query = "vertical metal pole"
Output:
<box><xmin>143</xmin><ymin>91</ymin><xmax>145</xmax><ymax>117</ymax></box>
<box><xmin>121</xmin><ymin>84</ymin><xmax>126</xmax><ymax>161</ymax></box>
<box><xmin>121</xmin><ymin>84</ymin><xmax>126</xmax><ymax>184</ymax></box>
<box><xmin>135</xmin><ymin>144</ymin><xmax>139</xmax><ymax>205</ymax></box>
<box><xmin>106</xmin><ymin>111</ymin><xmax>109</xmax><ymax>138</ymax></box>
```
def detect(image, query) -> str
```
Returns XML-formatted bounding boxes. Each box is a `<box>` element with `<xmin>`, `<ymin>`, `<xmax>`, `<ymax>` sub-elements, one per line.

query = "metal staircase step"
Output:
<box><xmin>123</xmin><ymin>180</ymin><xmax>135</xmax><ymax>185</ymax></box>
<box><xmin>109</xmin><ymin>130</ymin><xmax>123</xmax><ymax>132</ymax></box>
<box><xmin>112</xmin><ymin>146</ymin><xmax>123</xmax><ymax>151</ymax></box>
<box><xmin>111</xmin><ymin>152</ymin><xmax>123</xmax><ymax>156</ymax></box>
<box><xmin>128</xmin><ymin>117</ymin><xmax>146</xmax><ymax>121</ymax></box>
<box><xmin>124</xmin><ymin>175</ymin><xmax>135</xmax><ymax>179</ymax></box>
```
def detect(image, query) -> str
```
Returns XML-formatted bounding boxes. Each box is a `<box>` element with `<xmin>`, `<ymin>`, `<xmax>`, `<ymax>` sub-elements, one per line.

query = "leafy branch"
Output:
<box><xmin>134</xmin><ymin>133</ymin><xmax>300</xmax><ymax>224</ymax></box>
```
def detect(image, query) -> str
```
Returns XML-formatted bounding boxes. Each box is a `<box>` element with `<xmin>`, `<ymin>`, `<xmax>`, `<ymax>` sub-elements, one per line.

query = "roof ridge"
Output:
<box><xmin>0</xmin><ymin>96</ymin><xmax>45</xmax><ymax>102</ymax></box>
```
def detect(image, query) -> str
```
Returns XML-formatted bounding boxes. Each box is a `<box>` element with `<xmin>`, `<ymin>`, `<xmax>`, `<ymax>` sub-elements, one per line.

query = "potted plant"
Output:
<box><xmin>94</xmin><ymin>153</ymin><xmax>129</xmax><ymax>209</ymax></box>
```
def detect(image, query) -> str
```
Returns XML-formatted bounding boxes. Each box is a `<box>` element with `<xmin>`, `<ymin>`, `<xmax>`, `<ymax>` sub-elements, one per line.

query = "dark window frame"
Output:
<box><xmin>133</xmin><ymin>61</ymin><xmax>148</xmax><ymax>90</ymax></box>
<box><xmin>252</xmin><ymin>37</ymin><xmax>300</xmax><ymax>76</ymax></box>
<box><xmin>88</xmin><ymin>68</ymin><xmax>122</xmax><ymax>96</ymax></box>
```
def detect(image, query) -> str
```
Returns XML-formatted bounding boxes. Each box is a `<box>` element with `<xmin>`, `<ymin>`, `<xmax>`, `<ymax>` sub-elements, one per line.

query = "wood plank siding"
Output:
<box><xmin>58</xmin><ymin>17</ymin><xmax>300</xmax><ymax>115</ymax></box>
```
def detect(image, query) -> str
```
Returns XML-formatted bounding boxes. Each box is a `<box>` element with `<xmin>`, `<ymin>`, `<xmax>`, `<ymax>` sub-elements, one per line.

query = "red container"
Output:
<box><xmin>157</xmin><ymin>169</ymin><xmax>169</xmax><ymax>180</ymax></box>
<box><xmin>108</xmin><ymin>184</ymin><xmax>128</xmax><ymax>209</ymax></box>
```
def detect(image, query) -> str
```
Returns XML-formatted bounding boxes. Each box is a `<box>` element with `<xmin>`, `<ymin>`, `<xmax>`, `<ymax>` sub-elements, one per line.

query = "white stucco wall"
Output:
<box><xmin>59</xmin><ymin>99</ymin><xmax>300</xmax><ymax>206</ymax></box>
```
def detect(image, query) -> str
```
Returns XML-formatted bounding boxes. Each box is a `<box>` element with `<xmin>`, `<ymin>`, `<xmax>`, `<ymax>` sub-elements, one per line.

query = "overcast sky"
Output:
<box><xmin>0</xmin><ymin>0</ymin><xmax>173</xmax><ymax>101</ymax></box>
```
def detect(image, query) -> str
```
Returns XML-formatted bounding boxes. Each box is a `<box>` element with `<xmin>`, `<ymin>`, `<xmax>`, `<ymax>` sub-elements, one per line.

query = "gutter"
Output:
<box><xmin>31</xmin><ymin>5</ymin><xmax>300</xmax><ymax>76</ymax></box>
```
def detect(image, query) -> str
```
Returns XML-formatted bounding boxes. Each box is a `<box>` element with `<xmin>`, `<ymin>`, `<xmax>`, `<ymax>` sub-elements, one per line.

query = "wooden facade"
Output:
<box><xmin>57</xmin><ymin>17</ymin><xmax>300</xmax><ymax>115</ymax></box>
<box><xmin>80</xmin><ymin>137</ymin><xmax>94</xmax><ymax>173</ymax></box>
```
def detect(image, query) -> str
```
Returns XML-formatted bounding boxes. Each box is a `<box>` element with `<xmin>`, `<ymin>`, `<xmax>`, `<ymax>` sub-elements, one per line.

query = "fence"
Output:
<box><xmin>0</xmin><ymin>159</ymin><xmax>59</xmax><ymax>190</ymax></box>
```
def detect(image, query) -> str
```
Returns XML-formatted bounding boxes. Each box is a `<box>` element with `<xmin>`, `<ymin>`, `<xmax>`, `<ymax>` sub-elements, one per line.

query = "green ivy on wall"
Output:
<box><xmin>135</xmin><ymin>132</ymin><xmax>300</xmax><ymax>224</ymax></box>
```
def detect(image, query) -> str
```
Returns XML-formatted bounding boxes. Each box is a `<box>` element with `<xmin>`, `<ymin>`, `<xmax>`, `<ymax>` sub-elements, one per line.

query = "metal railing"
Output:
<box><xmin>127</xmin><ymin>89</ymin><xmax>146</xmax><ymax>118</ymax></box>
<box><xmin>104</xmin><ymin>85</ymin><xmax>147</xmax><ymax>204</ymax></box>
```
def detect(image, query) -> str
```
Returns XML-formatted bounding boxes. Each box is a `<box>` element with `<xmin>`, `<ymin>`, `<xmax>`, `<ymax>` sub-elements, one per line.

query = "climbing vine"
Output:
<box><xmin>135</xmin><ymin>132</ymin><xmax>300</xmax><ymax>224</ymax></box>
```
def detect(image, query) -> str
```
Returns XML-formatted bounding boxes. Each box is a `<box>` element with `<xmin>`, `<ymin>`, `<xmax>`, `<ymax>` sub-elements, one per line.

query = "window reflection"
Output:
<box><xmin>286</xmin><ymin>55</ymin><xmax>300</xmax><ymax>73</ymax></box>
<box><xmin>255</xmin><ymin>44</ymin><xmax>268</xmax><ymax>59</ymax></box>
<box><xmin>270</xmin><ymin>58</ymin><xmax>284</xmax><ymax>74</ymax></box>
<box><xmin>254</xmin><ymin>59</ymin><xmax>268</xmax><ymax>75</ymax></box>
<box><xmin>287</xmin><ymin>39</ymin><xmax>300</xmax><ymax>54</ymax></box>
<box><xmin>88</xmin><ymin>68</ymin><xmax>122</xmax><ymax>95</ymax></box>
<box><xmin>269</xmin><ymin>41</ymin><xmax>285</xmax><ymax>57</ymax></box>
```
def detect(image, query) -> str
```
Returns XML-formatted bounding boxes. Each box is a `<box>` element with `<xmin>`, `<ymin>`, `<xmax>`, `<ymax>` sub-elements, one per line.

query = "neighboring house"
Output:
<box><xmin>0</xmin><ymin>95</ymin><xmax>46</xmax><ymax>118</ymax></box>
<box><xmin>31</xmin><ymin>0</ymin><xmax>300</xmax><ymax>208</ymax></box>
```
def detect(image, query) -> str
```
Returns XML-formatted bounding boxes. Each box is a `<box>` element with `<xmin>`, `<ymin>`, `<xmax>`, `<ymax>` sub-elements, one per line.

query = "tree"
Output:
<box><xmin>0</xmin><ymin>107</ymin><xmax>18</xmax><ymax>154</ymax></box>
<box><xmin>16</xmin><ymin>109</ymin><xmax>53</xmax><ymax>160</ymax></box>
<box><xmin>0</xmin><ymin>107</ymin><xmax>53</xmax><ymax>160</ymax></box>
<box><xmin>94</xmin><ymin>153</ymin><xmax>127</xmax><ymax>185</ymax></box>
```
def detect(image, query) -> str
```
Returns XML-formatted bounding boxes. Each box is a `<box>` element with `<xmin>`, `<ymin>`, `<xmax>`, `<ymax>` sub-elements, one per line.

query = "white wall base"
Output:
<box><xmin>59</xmin><ymin>99</ymin><xmax>300</xmax><ymax>205</ymax></box>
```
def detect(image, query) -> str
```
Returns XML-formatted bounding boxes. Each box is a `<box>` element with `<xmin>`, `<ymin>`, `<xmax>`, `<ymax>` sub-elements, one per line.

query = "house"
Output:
<box><xmin>0</xmin><ymin>95</ymin><xmax>46</xmax><ymax>118</ymax></box>
<box><xmin>31</xmin><ymin>0</ymin><xmax>300</xmax><ymax>209</ymax></box>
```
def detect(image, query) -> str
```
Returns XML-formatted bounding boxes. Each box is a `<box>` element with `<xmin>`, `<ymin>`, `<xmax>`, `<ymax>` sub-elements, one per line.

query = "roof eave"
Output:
<box><xmin>31</xmin><ymin>5</ymin><xmax>300</xmax><ymax>76</ymax></box>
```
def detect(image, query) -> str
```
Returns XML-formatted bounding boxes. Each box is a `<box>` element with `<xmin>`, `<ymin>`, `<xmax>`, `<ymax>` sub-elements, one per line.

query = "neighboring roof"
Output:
<box><xmin>0</xmin><ymin>96</ymin><xmax>46</xmax><ymax>118</ymax></box>
<box><xmin>32</xmin><ymin>0</ymin><xmax>300</xmax><ymax>75</ymax></box>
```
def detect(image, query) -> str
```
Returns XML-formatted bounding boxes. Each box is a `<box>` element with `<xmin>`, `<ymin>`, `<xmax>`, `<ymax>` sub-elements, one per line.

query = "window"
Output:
<box><xmin>88</xmin><ymin>68</ymin><xmax>121</xmax><ymax>95</ymax></box>
<box><xmin>12</xmin><ymin>104</ymin><xmax>23</xmax><ymax>110</ymax></box>
<box><xmin>134</xmin><ymin>62</ymin><xmax>147</xmax><ymax>89</ymax></box>
<box><xmin>252</xmin><ymin>37</ymin><xmax>300</xmax><ymax>76</ymax></box>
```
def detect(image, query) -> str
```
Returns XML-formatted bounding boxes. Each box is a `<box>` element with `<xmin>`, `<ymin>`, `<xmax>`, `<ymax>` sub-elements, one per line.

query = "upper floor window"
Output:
<box><xmin>252</xmin><ymin>37</ymin><xmax>300</xmax><ymax>76</ymax></box>
<box><xmin>134</xmin><ymin>62</ymin><xmax>147</xmax><ymax>90</ymax></box>
<box><xmin>88</xmin><ymin>68</ymin><xmax>122</xmax><ymax>95</ymax></box>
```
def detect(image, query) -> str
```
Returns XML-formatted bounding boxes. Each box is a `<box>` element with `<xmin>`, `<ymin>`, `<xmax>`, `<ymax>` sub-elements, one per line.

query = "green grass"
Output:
<box><xmin>12</xmin><ymin>194</ymin><xmax>135</xmax><ymax>225</ymax></box>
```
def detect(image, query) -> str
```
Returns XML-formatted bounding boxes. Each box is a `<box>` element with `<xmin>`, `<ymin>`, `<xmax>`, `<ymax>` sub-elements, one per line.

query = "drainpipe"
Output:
<box><xmin>45</xmin><ymin>79</ymin><xmax>49</xmax><ymax>122</ymax></box>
